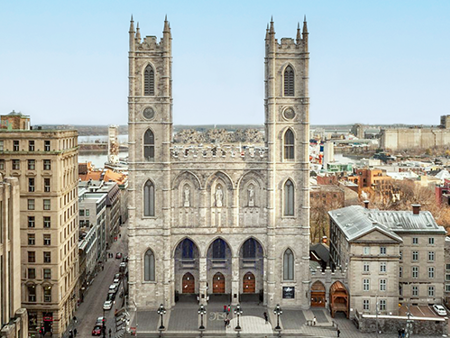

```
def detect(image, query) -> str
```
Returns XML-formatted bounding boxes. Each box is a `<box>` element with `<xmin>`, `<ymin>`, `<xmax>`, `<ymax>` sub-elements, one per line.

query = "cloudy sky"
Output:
<box><xmin>1</xmin><ymin>0</ymin><xmax>449</xmax><ymax>126</ymax></box>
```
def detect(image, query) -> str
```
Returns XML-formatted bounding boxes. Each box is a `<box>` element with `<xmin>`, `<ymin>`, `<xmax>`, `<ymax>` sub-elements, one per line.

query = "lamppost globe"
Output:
<box><xmin>273</xmin><ymin>304</ymin><xmax>283</xmax><ymax>331</ymax></box>
<box><xmin>234</xmin><ymin>304</ymin><xmax>243</xmax><ymax>331</ymax></box>
<box><xmin>157</xmin><ymin>304</ymin><xmax>166</xmax><ymax>330</ymax></box>
<box><xmin>198</xmin><ymin>304</ymin><xmax>207</xmax><ymax>330</ymax></box>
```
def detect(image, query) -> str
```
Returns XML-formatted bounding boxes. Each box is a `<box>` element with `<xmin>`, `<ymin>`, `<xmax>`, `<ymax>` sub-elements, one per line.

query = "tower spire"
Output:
<box><xmin>269</xmin><ymin>16</ymin><xmax>275</xmax><ymax>33</ymax></box>
<box><xmin>129</xmin><ymin>15</ymin><xmax>135</xmax><ymax>33</ymax></box>
<box><xmin>164</xmin><ymin>14</ymin><xmax>170</xmax><ymax>32</ymax></box>
<box><xmin>296</xmin><ymin>22</ymin><xmax>301</xmax><ymax>43</ymax></box>
<box><xmin>302</xmin><ymin>15</ymin><xmax>308</xmax><ymax>51</ymax></box>
<box><xmin>136</xmin><ymin>22</ymin><xmax>141</xmax><ymax>42</ymax></box>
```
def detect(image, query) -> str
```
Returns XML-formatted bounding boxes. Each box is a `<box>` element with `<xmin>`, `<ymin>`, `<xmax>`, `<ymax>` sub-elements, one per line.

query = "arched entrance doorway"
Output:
<box><xmin>311</xmin><ymin>281</ymin><xmax>326</xmax><ymax>307</ymax></box>
<box><xmin>182</xmin><ymin>273</ymin><xmax>195</xmax><ymax>294</ymax></box>
<box><xmin>213</xmin><ymin>272</ymin><xmax>225</xmax><ymax>293</ymax></box>
<box><xmin>174</xmin><ymin>238</ymin><xmax>199</xmax><ymax>302</ymax></box>
<box><xmin>330</xmin><ymin>281</ymin><xmax>349</xmax><ymax>318</ymax></box>
<box><xmin>243</xmin><ymin>272</ymin><xmax>255</xmax><ymax>293</ymax></box>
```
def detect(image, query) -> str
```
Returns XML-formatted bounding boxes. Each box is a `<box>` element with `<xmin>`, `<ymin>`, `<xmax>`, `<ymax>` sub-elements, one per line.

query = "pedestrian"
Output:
<box><xmin>398</xmin><ymin>328</ymin><xmax>401</xmax><ymax>338</ymax></box>
<box><xmin>109</xmin><ymin>328</ymin><xmax>112</xmax><ymax>338</ymax></box>
<box><xmin>227</xmin><ymin>318</ymin><xmax>230</xmax><ymax>328</ymax></box>
<box><xmin>74</xmin><ymin>328</ymin><xmax>77</xmax><ymax>337</ymax></box>
<box><xmin>223</xmin><ymin>305</ymin><xmax>227</xmax><ymax>312</ymax></box>
<box><xmin>263</xmin><ymin>312</ymin><xmax>268</xmax><ymax>324</ymax></box>
<box><xmin>69</xmin><ymin>329</ymin><xmax>73</xmax><ymax>338</ymax></box>
<box><xmin>224</xmin><ymin>318</ymin><xmax>227</xmax><ymax>327</ymax></box>
<box><xmin>401</xmin><ymin>328</ymin><xmax>405</xmax><ymax>338</ymax></box>
<box><xmin>337</xmin><ymin>329</ymin><xmax>340</xmax><ymax>337</ymax></box>
<box><xmin>313</xmin><ymin>316</ymin><xmax>317</xmax><ymax>326</ymax></box>
<box><xmin>119</xmin><ymin>233</ymin><xmax>121</xmax><ymax>238</ymax></box>
<box><xmin>73</xmin><ymin>316</ymin><xmax>77</xmax><ymax>323</ymax></box>
<box><xmin>227</xmin><ymin>304</ymin><xmax>231</xmax><ymax>314</ymax></box>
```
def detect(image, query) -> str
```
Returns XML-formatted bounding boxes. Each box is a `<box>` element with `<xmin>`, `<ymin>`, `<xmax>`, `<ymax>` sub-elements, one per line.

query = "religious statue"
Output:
<box><xmin>215</xmin><ymin>185</ymin><xmax>223</xmax><ymax>207</ymax></box>
<box><xmin>248</xmin><ymin>184</ymin><xmax>255</xmax><ymax>207</ymax></box>
<box><xmin>184</xmin><ymin>185</ymin><xmax>190</xmax><ymax>207</ymax></box>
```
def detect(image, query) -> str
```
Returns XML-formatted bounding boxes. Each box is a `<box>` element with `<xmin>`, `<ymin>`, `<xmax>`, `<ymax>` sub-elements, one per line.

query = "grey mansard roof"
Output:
<box><xmin>328</xmin><ymin>205</ymin><xmax>446</xmax><ymax>242</ymax></box>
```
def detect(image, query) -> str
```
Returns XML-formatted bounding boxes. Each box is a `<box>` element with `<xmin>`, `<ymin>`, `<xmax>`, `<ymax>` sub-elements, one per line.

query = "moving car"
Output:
<box><xmin>92</xmin><ymin>326</ymin><xmax>102</xmax><ymax>336</ymax></box>
<box><xmin>116</xmin><ymin>252</ymin><xmax>122</xmax><ymax>259</ymax></box>
<box><xmin>433</xmin><ymin>304</ymin><xmax>447</xmax><ymax>316</ymax></box>
<box><xmin>103</xmin><ymin>300</ymin><xmax>113</xmax><ymax>311</ymax></box>
<box><xmin>95</xmin><ymin>317</ymin><xmax>106</xmax><ymax>326</ymax></box>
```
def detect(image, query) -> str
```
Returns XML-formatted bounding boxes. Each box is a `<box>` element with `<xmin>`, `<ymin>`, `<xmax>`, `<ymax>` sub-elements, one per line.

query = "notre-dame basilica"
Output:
<box><xmin>127</xmin><ymin>17</ymin><xmax>311</xmax><ymax>310</ymax></box>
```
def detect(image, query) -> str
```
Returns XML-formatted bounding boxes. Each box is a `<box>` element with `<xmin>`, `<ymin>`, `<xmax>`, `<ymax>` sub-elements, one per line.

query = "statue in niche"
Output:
<box><xmin>183</xmin><ymin>185</ymin><xmax>190</xmax><ymax>207</ymax></box>
<box><xmin>215</xmin><ymin>185</ymin><xmax>223</xmax><ymax>207</ymax></box>
<box><xmin>248</xmin><ymin>184</ymin><xmax>255</xmax><ymax>207</ymax></box>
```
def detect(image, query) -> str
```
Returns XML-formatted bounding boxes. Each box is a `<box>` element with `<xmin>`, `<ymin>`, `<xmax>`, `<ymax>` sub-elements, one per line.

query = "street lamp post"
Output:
<box><xmin>198</xmin><ymin>304</ymin><xmax>206</xmax><ymax>330</ymax></box>
<box><xmin>234</xmin><ymin>304</ymin><xmax>243</xmax><ymax>331</ymax></box>
<box><xmin>273</xmin><ymin>304</ymin><xmax>283</xmax><ymax>331</ymax></box>
<box><xmin>157</xmin><ymin>304</ymin><xmax>166</xmax><ymax>331</ymax></box>
<box><xmin>102</xmin><ymin>309</ymin><xmax>106</xmax><ymax>338</ymax></box>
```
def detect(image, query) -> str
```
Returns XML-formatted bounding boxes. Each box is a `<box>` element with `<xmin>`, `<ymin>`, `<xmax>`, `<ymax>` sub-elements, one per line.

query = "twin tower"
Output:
<box><xmin>127</xmin><ymin>17</ymin><xmax>311</xmax><ymax>310</ymax></box>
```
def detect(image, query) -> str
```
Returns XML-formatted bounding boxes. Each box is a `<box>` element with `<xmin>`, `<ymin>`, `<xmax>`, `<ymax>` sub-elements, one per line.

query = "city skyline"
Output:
<box><xmin>1</xmin><ymin>0</ymin><xmax>449</xmax><ymax>126</ymax></box>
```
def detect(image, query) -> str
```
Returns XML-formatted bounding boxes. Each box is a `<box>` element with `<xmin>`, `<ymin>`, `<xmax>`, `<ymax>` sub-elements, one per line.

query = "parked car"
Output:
<box><xmin>119</xmin><ymin>262</ymin><xmax>127</xmax><ymax>273</ymax></box>
<box><xmin>103</xmin><ymin>300</ymin><xmax>113</xmax><ymax>310</ymax></box>
<box><xmin>113</xmin><ymin>278</ymin><xmax>120</xmax><ymax>285</ymax></box>
<box><xmin>106</xmin><ymin>292</ymin><xmax>116</xmax><ymax>302</ymax></box>
<box><xmin>108</xmin><ymin>284</ymin><xmax>118</xmax><ymax>294</ymax></box>
<box><xmin>92</xmin><ymin>326</ymin><xmax>102</xmax><ymax>336</ymax></box>
<box><xmin>116</xmin><ymin>252</ymin><xmax>122</xmax><ymax>259</ymax></box>
<box><xmin>114</xmin><ymin>273</ymin><xmax>122</xmax><ymax>280</ymax></box>
<box><xmin>96</xmin><ymin>317</ymin><xmax>106</xmax><ymax>326</ymax></box>
<box><xmin>433</xmin><ymin>304</ymin><xmax>447</xmax><ymax>316</ymax></box>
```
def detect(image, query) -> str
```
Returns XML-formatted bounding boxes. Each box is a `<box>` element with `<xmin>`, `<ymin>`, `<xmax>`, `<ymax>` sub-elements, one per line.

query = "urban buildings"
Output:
<box><xmin>127</xmin><ymin>18</ymin><xmax>311</xmax><ymax>309</ymax></box>
<box><xmin>0</xmin><ymin>117</ymin><xmax>79</xmax><ymax>337</ymax></box>
<box><xmin>0</xmin><ymin>175</ymin><xmax>28</xmax><ymax>338</ymax></box>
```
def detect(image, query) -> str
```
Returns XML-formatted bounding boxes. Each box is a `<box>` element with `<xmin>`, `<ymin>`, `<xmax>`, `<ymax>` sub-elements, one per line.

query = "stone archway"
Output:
<box><xmin>207</xmin><ymin>238</ymin><xmax>232</xmax><ymax>299</ymax></box>
<box><xmin>330</xmin><ymin>281</ymin><xmax>349</xmax><ymax>318</ymax></box>
<box><xmin>311</xmin><ymin>281</ymin><xmax>326</xmax><ymax>307</ymax></box>
<box><xmin>239</xmin><ymin>238</ymin><xmax>264</xmax><ymax>302</ymax></box>
<box><xmin>174</xmin><ymin>238</ymin><xmax>200</xmax><ymax>301</ymax></box>
<box><xmin>243</xmin><ymin>272</ymin><xmax>255</xmax><ymax>293</ymax></box>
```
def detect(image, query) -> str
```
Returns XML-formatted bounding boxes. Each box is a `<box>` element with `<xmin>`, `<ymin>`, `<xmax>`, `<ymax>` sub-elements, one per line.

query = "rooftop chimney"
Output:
<box><xmin>364</xmin><ymin>200</ymin><xmax>369</xmax><ymax>209</ymax></box>
<box><xmin>412</xmin><ymin>204</ymin><xmax>421</xmax><ymax>215</ymax></box>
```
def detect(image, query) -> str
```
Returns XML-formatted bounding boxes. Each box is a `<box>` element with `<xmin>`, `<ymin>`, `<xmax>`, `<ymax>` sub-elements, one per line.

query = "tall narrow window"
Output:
<box><xmin>182</xmin><ymin>239</ymin><xmax>194</xmax><ymax>259</ymax></box>
<box><xmin>212</xmin><ymin>239</ymin><xmax>226</xmax><ymax>259</ymax></box>
<box><xmin>284</xmin><ymin>65</ymin><xmax>294</xmax><ymax>96</ymax></box>
<box><xmin>243</xmin><ymin>239</ymin><xmax>256</xmax><ymax>258</ymax></box>
<box><xmin>284</xmin><ymin>179</ymin><xmax>294</xmax><ymax>216</ymax></box>
<box><xmin>144</xmin><ymin>180</ymin><xmax>155</xmax><ymax>216</ymax></box>
<box><xmin>284</xmin><ymin>129</ymin><xmax>295</xmax><ymax>160</ymax></box>
<box><xmin>144</xmin><ymin>249</ymin><xmax>155</xmax><ymax>281</ymax></box>
<box><xmin>144</xmin><ymin>65</ymin><xmax>155</xmax><ymax>96</ymax></box>
<box><xmin>283</xmin><ymin>249</ymin><xmax>294</xmax><ymax>280</ymax></box>
<box><xmin>144</xmin><ymin>130</ymin><xmax>155</xmax><ymax>160</ymax></box>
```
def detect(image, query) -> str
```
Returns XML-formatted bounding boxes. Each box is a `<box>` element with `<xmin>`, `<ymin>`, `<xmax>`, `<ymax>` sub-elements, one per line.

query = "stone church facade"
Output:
<box><xmin>127</xmin><ymin>17</ymin><xmax>311</xmax><ymax>310</ymax></box>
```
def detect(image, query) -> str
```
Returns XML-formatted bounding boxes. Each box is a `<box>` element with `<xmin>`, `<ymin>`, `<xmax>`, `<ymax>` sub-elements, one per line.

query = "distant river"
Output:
<box><xmin>78</xmin><ymin>151</ymin><xmax>128</xmax><ymax>169</ymax></box>
<box><xmin>78</xmin><ymin>135</ymin><xmax>128</xmax><ymax>144</ymax></box>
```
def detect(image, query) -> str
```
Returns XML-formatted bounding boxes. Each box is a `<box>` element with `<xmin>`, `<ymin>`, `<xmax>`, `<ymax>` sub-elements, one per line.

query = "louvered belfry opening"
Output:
<box><xmin>284</xmin><ymin>65</ymin><xmax>294</xmax><ymax>96</ymax></box>
<box><xmin>144</xmin><ymin>65</ymin><xmax>155</xmax><ymax>95</ymax></box>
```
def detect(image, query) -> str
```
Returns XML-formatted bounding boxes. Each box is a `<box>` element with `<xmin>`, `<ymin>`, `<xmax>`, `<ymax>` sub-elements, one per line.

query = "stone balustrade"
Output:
<box><xmin>170</xmin><ymin>145</ymin><xmax>268</xmax><ymax>161</ymax></box>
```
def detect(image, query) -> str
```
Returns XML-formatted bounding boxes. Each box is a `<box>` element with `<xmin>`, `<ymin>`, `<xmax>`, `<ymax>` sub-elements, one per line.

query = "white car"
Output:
<box><xmin>433</xmin><ymin>304</ymin><xmax>447</xmax><ymax>316</ymax></box>
<box><xmin>103</xmin><ymin>300</ymin><xmax>113</xmax><ymax>311</ymax></box>
<box><xmin>109</xmin><ymin>284</ymin><xmax>118</xmax><ymax>294</ymax></box>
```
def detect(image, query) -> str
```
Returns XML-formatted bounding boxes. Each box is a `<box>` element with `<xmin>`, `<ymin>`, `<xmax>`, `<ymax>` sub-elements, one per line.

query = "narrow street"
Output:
<box><xmin>73</xmin><ymin>222</ymin><xmax>128</xmax><ymax>338</ymax></box>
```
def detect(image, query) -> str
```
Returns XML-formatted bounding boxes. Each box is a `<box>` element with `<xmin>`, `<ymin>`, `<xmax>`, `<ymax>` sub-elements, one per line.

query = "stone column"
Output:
<box><xmin>199</xmin><ymin>257</ymin><xmax>207</xmax><ymax>305</ymax></box>
<box><xmin>231</xmin><ymin>256</ymin><xmax>240</xmax><ymax>305</ymax></box>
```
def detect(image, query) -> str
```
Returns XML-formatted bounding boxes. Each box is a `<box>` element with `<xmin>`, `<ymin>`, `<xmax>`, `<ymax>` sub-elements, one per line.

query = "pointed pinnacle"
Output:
<box><xmin>296</xmin><ymin>22</ymin><xmax>301</xmax><ymax>42</ymax></box>
<box><xmin>165</xmin><ymin>14</ymin><xmax>168</xmax><ymax>22</ymax></box>
<box><xmin>271</xmin><ymin>15</ymin><xmax>273</xmax><ymax>23</ymax></box>
<box><xmin>131</xmin><ymin>14</ymin><xmax>134</xmax><ymax>22</ymax></box>
<box><xmin>137</xmin><ymin>22</ymin><xmax>139</xmax><ymax>29</ymax></box>
<box><xmin>304</xmin><ymin>15</ymin><xmax>307</xmax><ymax>22</ymax></box>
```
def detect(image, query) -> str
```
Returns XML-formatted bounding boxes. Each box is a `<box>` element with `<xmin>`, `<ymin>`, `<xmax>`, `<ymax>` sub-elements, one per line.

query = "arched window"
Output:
<box><xmin>144</xmin><ymin>249</ymin><xmax>155</xmax><ymax>281</ymax></box>
<box><xmin>182</xmin><ymin>239</ymin><xmax>194</xmax><ymax>259</ymax></box>
<box><xmin>283</xmin><ymin>249</ymin><xmax>294</xmax><ymax>280</ymax></box>
<box><xmin>144</xmin><ymin>65</ymin><xmax>155</xmax><ymax>96</ymax></box>
<box><xmin>284</xmin><ymin>179</ymin><xmax>294</xmax><ymax>216</ymax></box>
<box><xmin>284</xmin><ymin>65</ymin><xmax>295</xmax><ymax>96</ymax></box>
<box><xmin>144</xmin><ymin>180</ymin><xmax>155</xmax><ymax>216</ymax></box>
<box><xmin>144</xmin><ymin>129</ymin><xmax>155</xmax><ymax>160</ymax></box>
<box><xmin>243</xmin><ymin>238</ymin><xmax>256</xmax><ymax>258</ymax></box>
<box><xmin>284</xmin><ymin>129</ymin><xmax>295</xmax><ymax>160</ymax></box>
<box><xmin>212</xmin><ymin>239</ymin><xmax>226</xmax><ymax>259</ymax></box>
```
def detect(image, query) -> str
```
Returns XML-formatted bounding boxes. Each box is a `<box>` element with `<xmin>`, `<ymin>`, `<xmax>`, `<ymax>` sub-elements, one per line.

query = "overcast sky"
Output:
<box><xmin>1</xmin><ymin>1</ymin><xmax>449</xmax><ymax>126</ymax></box>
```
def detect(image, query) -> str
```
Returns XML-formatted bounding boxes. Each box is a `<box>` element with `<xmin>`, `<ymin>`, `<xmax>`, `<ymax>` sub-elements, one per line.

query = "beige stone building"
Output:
<box><xmin>0</xmin><ymin>124</ymin><xmax>79</xmax><ymax>337</ymax></box>
<box><xmin>329</xmin><ymin>204</ymin><xmax>446</xmax><ymax>317</ymax></box>
<box><xmin>0</xmin><ymin>176</ymin><xmax>28</xmax><ymax>338</ymax></box>
<box><xmin>128</xmin><ymin>18</ymin><xmax>311</xmax><ymax>310</ymax></box>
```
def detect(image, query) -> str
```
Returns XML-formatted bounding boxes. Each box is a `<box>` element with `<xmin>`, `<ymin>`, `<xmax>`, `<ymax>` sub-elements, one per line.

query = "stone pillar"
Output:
<box><xmin>231</xmin><ymin>256</ymin><xmax>240</xmax><ymax>305</ymax></box>
<box><xmin>199</xmin><ymin>257</ymin><xmax>207</xmax><ymax>305</ymax></box>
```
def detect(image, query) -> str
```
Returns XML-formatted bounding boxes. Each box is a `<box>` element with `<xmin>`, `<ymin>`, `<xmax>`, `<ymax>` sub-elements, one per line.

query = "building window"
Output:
<box><xmin>0</xmin><ymin>140</ymin><xmax>3</xmax><ymax>151</ymax></box>
<box><xmin>181</xmin><ymin>239</ymin><xmax>194</xmax><ymax>259</ymax></box>
<box><xmin>28</xmin><ymin>285</ymin><xmax>36</xmax><ymax>302</ymax></box>
<box><xmin>380</xmin><ymin>247</ymin><xmax>386</xmax><ymax>255</ymax></box>
<box><xmin>144</xmin><ymin>180</ymin><xmax>155</xmax><ymax>216</ymax></box>
<box><xmin>363</xmin><ymin>262</ymin><xmax>370</xmax><ymax>272</ymax></box>
<box><xmin>363</xmin><ymin>247</ymin><xmax>370</xmax><ymax>255</ymax></box>
<box><xmin>12</xmin><ymin>159</ymin><xmax>20</xmax><ymax>170</ymax></box>
<box><xmin>429</xmin><ymin>237</ymin><xmax>435</xmax><ymax>245</ymax></box>
<box><xmin>28</xmin><ymin>251</ymin><xmax>36</xmax><ymax>263</ymax></box>
<box><xmin>212</xmin><ymin>239</ymin><xmax>226</xmax><ymax>259</ymax></box>
<box><xmin>43</xmin><ymin>217</ymin><xmax>51</xmax><ymax>228</ymax></box>
<box><xmin>28</xmin><ymin>199</ymin><xmax>35</xmax><ymax>210</ymax></box>
<box><xmin>363</xmin><ymin>299</ymin><xmax>370</xmax><ymax>311</ymax></box>
<box><xmin>13</xmin><ymin>140</ymin><xmax>19</xmax><ymax>151</ymax></box>
<box><xmin>380</xmin><ymin>262</ymin><xmax>386</xmax><ymax>273</ymax></box>
<box><xmin>284</xmin><ymin>129</ymin><xmax>295</xmax><ymax>160</ymax></box>
<box><xmin>446</xmin><ymin>284</ymin><xmax>450</xmax><ymax>292</ymax></box>
<box><xmin>284</xmin><ymin>65</ymin><xmax>295</xmax><ymax>96</ymax></box>
<box><xmin>379</xmin><ymin>279</ymin><xmax>386</xmax><ymax>291</ymax></box>
<box><xmin>44</xmin><ymin>269</ymin><xmax>51</xmax><ymax>280</ymax></box>
<box><xmin>363</xmin><ymin>279</ymin><xmax>370</xmax><ymax>291</ymax></box>
<box><xmin>284</xmin><ymin>179</ymin><xmax>294</xmax><ymax>216</ymax></box>
<box><xmin>28</xmin><ymin>216</ymin><xmax>35</xmax><ymax>228</ymax></box>
<box><xmin>79</xmin><ymin>209</ymin><xmax>84</xmax><ymax>216</ymax></box>
<box><xmin>446</xmin><ymin>264</ymin><xmax>450</xmax><ymax>270</ymax></box>
<box><xmin>428</xmin><ymin>267</ymin><xmax>435</xmax><ymax>279</ymax></box>
<box><xmin>43</xmin><ymin>252</ymin><xmax>51</xmax><ymax>263</ymax></box>
<box><xmin>143</xmin><ymin>129</ymin><xmax>155</xmax><ymax>160</ymax></box>
<box><xmin>44</xmin><ymin>140</ymin><xmax>50</xmax><ymax>151</ymax></box>
<box><xmin>28</xmin><ymin>268</ymin><xmax>36</xmax><ymax>279</ymax></box>
<box><xmin>144</xmin><ymin>249</ymin><xmax>155</xmax><ymax>281</ymax></box>
<box><xmin>43</xmin><ymin>199</ymin><xmax>51</xmax><ymax>210</ymax></box>
<box><xmin>44</xmin><ymin>178</ymin><xmax>51</xmax><ymax>192</ymax></box>
<box><xmin>43</xmin><ymin>159</ymin><xmax>51</xmax><ymax>170</ymax></box>
<box><xmin>0</xmin><ymin>159</ymin><xmax>4</xmax><ymax>170</ymax></box>
<box><xmin>283</xmin><ymin>249</ymin><xmax>294</xmax><ymax>280</ymax></box>
<box><xmin>412</xmin><ymin>237</ymin><xmax>418</xmax><ymax>245</ymax></box>
<box><xmin>28</xmin><ymin>234</ymin><xmax>35</xmax><ymax>245</ymax></box>
<box><xmin>399</xmin><ymin>266</ymin><xmax>402</xmax><ymax>278</ymax></box>
<box><xmin>43</xmin><ymin>234</ymin><xmax>51</xmax><ymax>246</ymax></box>
<box><xmin>412</xmin><ymin>266</ymin><xmax>418</xmax><ymax>278</ymax></box>
<box><xmin>86</xmin><ymin>209</ymin><xmax>90</xmax><ymax>216</ymax></box>
<box><xmin>43</xmin><ymin>285</ymin><xmax>52</xmax><ymax>302</ymax></box>
<box><xmin>28</xmin><ymin>178</ymin><xmax>35</xmax><ymax>192</ymax></box>
<box><xmin>446</xmin><ymin>274</ymin><xmax>450</xmax><ymax>281</ymax></box>
<box><xmin>400</xmin><ymin>250</ymin><xmax>402</xmax><ymax>261</ymax></box>
<box><xmin>379</xmin><ymin>299</ymin><xmax>386</xmax><ymax>311</ymax></box>
<box><xmin>412</xmin><ymin>285</ymin><xmax>418</xmax><ymax>296</ymax></box>
<box><xmin>28</xmin><ymin>159</ymin><xmax>35</xmax><ymax>170</ymax></box>
<box><xmin>243</xmin><ymin>239</ymin><xmax>256</xmax><ymax>258</ymax></box>
<box><xmin>144</xmin><ymin>64</ymin><xmax>155</xmax><ymax>96</ymax></box>
<box><xmin>428</xmin><ymin>286</ymin><xmax>435</xmax><ymax>297</ymax></box>
<box><xmin>428</xmin><ymin>251</ymin><xmax>435</xmax><ymax>261</ymax></box>
<box><xmin>29</xmin><ymin>140</ymin><xmax>35</xmax><ymax>151</ymax></box>
<box><xmin>412</xmin><ymin>251</ymin><xmax>418</xmax><ymax>261</ymax></box>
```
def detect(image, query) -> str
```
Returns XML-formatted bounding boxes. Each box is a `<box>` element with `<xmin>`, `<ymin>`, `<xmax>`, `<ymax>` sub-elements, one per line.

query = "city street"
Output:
<box><xmin>72</xmin><ymin>222</ymin><xmax>128</xmax><ymax>338</ymax></box>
